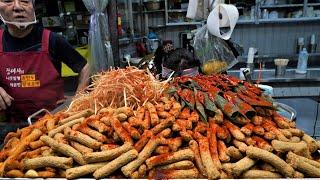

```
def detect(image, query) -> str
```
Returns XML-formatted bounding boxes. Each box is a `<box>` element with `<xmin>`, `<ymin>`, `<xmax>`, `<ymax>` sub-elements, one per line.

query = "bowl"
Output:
<box><xmin>130</xmin><ymin>58</ymin><xmax>142</xmax><ymax>64</ymax></box>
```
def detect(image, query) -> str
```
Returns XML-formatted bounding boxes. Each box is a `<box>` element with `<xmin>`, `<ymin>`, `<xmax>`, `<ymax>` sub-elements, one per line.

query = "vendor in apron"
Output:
<box><xmin>0</xmin><ymin>0</ymin><xmax>90</xmax><ymax>123</ymax></box>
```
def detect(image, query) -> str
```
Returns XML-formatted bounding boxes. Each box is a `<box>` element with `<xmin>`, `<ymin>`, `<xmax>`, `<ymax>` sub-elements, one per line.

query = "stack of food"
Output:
<box><xmin>0</xmin><ymin>67</ymin><xmax>319</xmax><ymax>179</ymax></box>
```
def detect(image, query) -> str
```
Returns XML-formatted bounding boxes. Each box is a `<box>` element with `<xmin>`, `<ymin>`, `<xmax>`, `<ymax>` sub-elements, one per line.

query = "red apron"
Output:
<box><xmin>0</xmin><ymin>29</ymin><xmax>64</xmax><ymax>123</ymax></box>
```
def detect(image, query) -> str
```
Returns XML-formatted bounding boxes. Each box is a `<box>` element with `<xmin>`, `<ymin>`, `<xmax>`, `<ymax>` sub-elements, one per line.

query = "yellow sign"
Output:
<box><xmin>21</xmin><ymin>74</ymin><xmax>36</xmax><ymax>81</ymax></box>
<box><xmin>22</xmin><ymin>80</ymin><xmax>41</xmax><ymax>88</ymax></box>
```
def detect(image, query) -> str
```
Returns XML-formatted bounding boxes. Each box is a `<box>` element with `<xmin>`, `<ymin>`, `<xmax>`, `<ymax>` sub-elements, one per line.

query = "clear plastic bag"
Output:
<box><xmin>193</xmin><ymin>25</ymin><xmax>239</xmax><ymax>74</ymax></box>
<box><xmin>82</xmin><ymin>0</ymin><xmax>114</xmax><ymax>74</ymax></box>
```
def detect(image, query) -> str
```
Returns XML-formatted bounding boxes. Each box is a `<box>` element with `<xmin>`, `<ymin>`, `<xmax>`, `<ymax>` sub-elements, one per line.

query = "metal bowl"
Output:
<box><xmin>274</xmin><ymin>102</ymin><xmax>297</xmax><ymax>121</ymax></box>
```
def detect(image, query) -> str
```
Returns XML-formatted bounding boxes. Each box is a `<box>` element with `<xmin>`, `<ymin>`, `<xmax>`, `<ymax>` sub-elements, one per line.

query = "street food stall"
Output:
<box><xmin>0</xmin><ymin>0</ymin><xmax>320</xmax><ymax>179</ymax></box>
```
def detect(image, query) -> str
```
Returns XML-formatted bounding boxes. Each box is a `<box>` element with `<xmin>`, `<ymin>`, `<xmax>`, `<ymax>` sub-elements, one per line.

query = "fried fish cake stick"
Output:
<box><xmin>188</xmin><ymin>111</ymin><xmax>200</xmax><ymax>123</ymax></box>
<box><xmin>154</xmin><ymin>168</ymin><xmax>199</xmax><ymax>179</ymax></box>
<box><xmin>46</xmin><ymin>115</ymin><xmax>57</xmax><ymax>131</ymax></box>
<box><xmin>136</xmin><ymin>106</ymin><xmax>146</xmax><ymax>120</ymax></box>
<box><xmin>4</xmin><ymin>160</ymin><xmax>23</xmax><ymax>171</ymax></box>
<box><xmin>189</xmin><ymin>140</ymin><xmax>207</xmax><ymax>177</ymax></box>
<box><xmin>159</xmin><ymin>137</ymin><xmax>182</xmax><ymax>152</ymax></box>
<box><xmin>252</xmin><ymin>116</ymin><xmax>263</xmax><ymax>126</ymax></box>
<box><xmin>252</xmin><ymin>136</ymin><xmax>273</xmax><ymax>152</ymax></box>
<box><xmin>5</xmin><ymin>169</ymin><xmax>24</xmax><ymax>178</ymax></box>
<box><xmin>143</xmin><ymin>110</ymin><xmax>151</xmax><ymax>130</ymax></box>
<box><xmin>161</xmin><ymin>96</ymin><xmax>173</xmax><ymax>111</ymax></box>
<box><xmin>302</xmin><ymin>134</ymin><xmax>318</xmax><ymax>153</ymax></box>
<box><xmin>25</xmin><ymin>169</ymin><xmax>39</xmax><ymax>178</ymax></box>
<box><xmin>29</xmin><ymin>140</ymin><xmax>45</xmax><ymax>150</ymax></box>
<box><xmin>111</xmin><ymin>117</ymin><xmax>133</xmax><ymax>145</ymax></box>
<box><xmin>59</xmin><ymin>109</ymin><xmax>93</xmax><ymax>125</ymax></box>
<box><xmin>87</xmin><ymin>119</ymin><xmax>110</xmax><ymax>133</ymax></box>
<box><xmin>101</xmin><ymin>144</ymin><xmax>120</xmax><ymax>151</ymax></box>
<box><xmin>246</xmin><ymin>146</ymin><xmax>295</xmax><ymax>177</ymax></box>
<box><xmin>288</xmin><ymin>128</ymin><xmax>304</xmax><ymax>137</ymax></box>
<box><xmin>157</xmin><ymin>128</ymin><xmax>171</xmax><ymax>138</ymax></box>
<box><xmin>24</xmin><ymin>156</ymin><xmax>73</xmax><ymax>169</ymax></box>
<box><xmin>279</xmin><ymin>129</ymin><xmax>292</xmax><ymax>139</ymax></box>
<box><xmin>40</xmin><ymin>136</ymin><xmax>86</xmax><ymax>165</ymax></box>
<box><xmin>208</xmin><ymin>122</ymin><xmax>221</xmax><ymax>168</ymax></box>
<box><xmin>242</xmin><ymin>170</ymin><xmax>282</xmax><ymax>179</ymax></box>
<box><xmin>122</xmin><ymin>122</ymin><xmax>141</xmax><ymax>140</ymax></box>
<box><xmin>232</xmin><ymin>157</ymin><xmax>256</xmax><ymax>177</ymax></box>
<box><xmin>287</xmin><ymin>152</ymin><xmax>320</xmax><ymax>169</ymax></box>
<box><xmin>216</xmin><ymin>125</ymin><xmax>228</xmax><ymax>140</ymax></box>
<box><xmin>94</xmin><ymin>149</ymin><xmax>138</xmax><ymax>179</ymax></box>
<box><xmin>233</xmin><ymin>139</ymin><xmax>248</xmax><ymax>153</ymax></box>
<box><xmin>134</xmin><ymin>130</ymin><xmax>153</xmax><ymax>152</ymax></box>
<box><xmin>70</xmin><ymin>141</ymin><xmax>93</xmax><ymax>154</ymax></box>
<box><xmin>53</xmin><ymin>133</ymin><xmax>68</xmax><ymax>144</ymax></box>
<box><xmin>264</xmin><ymin>132</ymin><xmax>276</xmax><ymax>140</ymax></box>
<box><xmin>151</xmin><ymin>116</ymin><xmax>175</xmax><ymax>135</ymax></box>
<box><xmin>65</xmin><ymin>129</ymin><xmax>102</xmax><ymax>150</ymax></box>
<box><xmin>156</xmin><ymin>160</ymin><xmax>194</xmax><ymax>170</ymax></box>
<box><xmin>218</xmin><ymin>140</ymin><xmax>230</xmax><ymax>163</ymax></box>
<box><xmin>155</xmin><ymin>146</ymin><xmax>170</xmax><ymax>154</ymax></box>
<box><xmin>158</xmin><ymin>111</ymin><xmax>172</xmax><ymax>119</ymax></box>
<box><xmin>169</xmin><ymin>101</ymin><xmax>182</xmax><ymax>118</ymax></box>
<box><xmin>37</xmin><ymin>170</ymin><xmax>56</xmax><ymax>178</ymax></box>
<box><xmin>114</xmin><ymin>107</ymin><xmax>134</xmax><ymax>116</ymax></box>
<box><xmin>259</xmin><ymin>163</ymin><xmax>277</xmax><ymax>172</ymax></box>
<box><xmin>178</xmin><ymin>108</ymin><xmax>190</xmax><ymax>119</ymax></box>
<box><xmin>198</xmin><ymin>138</ymin><xmax>220</xmax><ymax>180</ymax></box>
<box><xmin>145</xmin><ymin>149</ymin><xmax>194</xmax><ymax>169</ymax></box>
<box><xmin>227</xmin><ymin>146</ymin><xmax>243</xmax><ymax>161</ymax></box>
<box><xmin>273</xmin><ymin>114</ymin><xmax>291</xmax><ymax>129</ymax></box>
<box><xmin>76</xmin><ymin>124</ymin><xmax>107</xmax><ymax>142</ymax></box>
<box><xmin>122</xmin><ymin>137</ymin><xmax>160</xmax><ymax>177</ymax></box>
<box><xmin>272</xmin><ymin>140</ymin><xmax>307</xmax><ymax>153</ymax></box>
<box><xmin>262</xmin><ymin>121</ymin><xmax>289</xmax><ymax>142</ymax></box>
<box><xmin>146</xmin><ymin>102</ymin><xmax>159</xmax><ymax>127</ymax></box>
<box><xmin>176</xmin><ymin>119</ymin><xmax>192</xmax><ymax>130</ymax></box>
<box><xmin>49</xmin><ymin>117</ymin><xmax>84</xmax><ymax>137</ymax></box>
<box><xmin>240</xmin><ymin>123</ymin><xmax>254</xmax><ymax>136</ymax></box>
<box><xmin>138</xmin><ymin>164</ymin><xmax>147</xmax><ymax>178</ymax></box>
<box><xmin>288</xmin><ymin>158</ymin><xmax>320</xmax><ymax>177</ymax></box>
<box><xmin>223</xmin><ymin>120</ymin><xmax>245</xmax><ymax>141</ymax></box>
<box><xmin>253</xmin><ymin>125</ymin><xmax>265</xmax><ymax>136</ymax></box>
<box><xmin>66</xmin><ymin>163</ymin><xmax>107</xmax><ymax>179</ymax></box>
<box><xmin>84</xmin><ymin>143</ymin><xmax>133</xmax><ymax>163</ymax></box>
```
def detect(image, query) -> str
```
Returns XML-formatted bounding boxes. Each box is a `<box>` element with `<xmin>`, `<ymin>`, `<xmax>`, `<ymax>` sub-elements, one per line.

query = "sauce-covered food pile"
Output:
<box><xmin>0</xmin><ymin>67</ymin><xmax>319</xmax><ymax>179</ymax></box>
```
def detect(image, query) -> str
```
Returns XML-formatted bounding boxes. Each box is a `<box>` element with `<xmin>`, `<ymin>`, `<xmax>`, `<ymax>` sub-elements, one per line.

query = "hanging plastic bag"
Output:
<box><xmin>193</xmin><ymin>25</ymin><xmax>239</xmax><ymax>74</ymax></box>
<box><xmin>187</xmin><ymin>0</ymin><xmax>211</xmax><ymax>20</ymax></box>
<box><xmin>82</xmin><ymin>0</ymin><xmax>114</xmax><ymax>74</ymax></box>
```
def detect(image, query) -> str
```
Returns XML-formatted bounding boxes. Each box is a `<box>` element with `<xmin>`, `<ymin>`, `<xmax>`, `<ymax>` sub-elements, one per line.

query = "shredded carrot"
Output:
<box><xmin>67</xmin><ymin>67</ymin><xmax>169</xmax><ymax>112</ymax></box>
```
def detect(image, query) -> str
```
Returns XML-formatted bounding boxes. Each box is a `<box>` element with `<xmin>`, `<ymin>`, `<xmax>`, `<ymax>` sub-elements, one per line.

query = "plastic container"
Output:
<box><xmin>296</xmin><ymin>48</ymin><xmax>309</xmax><ymax>74</ymax></box>
<box><xmin>274</xmin><ymin>58</ymin><xmax>289</xmax><ymax>77</ymax></box>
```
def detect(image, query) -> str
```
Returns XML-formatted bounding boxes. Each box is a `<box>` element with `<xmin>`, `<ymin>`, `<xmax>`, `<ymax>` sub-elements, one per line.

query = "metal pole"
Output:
<box><xmin>303</xmin><ymin>0</ymin><xmax>308</xmax><ymax>17</ymax></box>
<box><xmin>107</xmin><ymin>0</ymin><xmax>120</xmax><ymax>67</ymax></box>
<box><xmin>128</xmin><ymin>0</ymin><xmax>134</xmax><ymax>37</ymax></box>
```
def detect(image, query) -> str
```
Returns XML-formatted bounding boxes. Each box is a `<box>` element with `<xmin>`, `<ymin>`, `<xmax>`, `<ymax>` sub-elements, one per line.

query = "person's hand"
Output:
<box><xmin>0</xmin><ymin>87</ymin><xmax>13</xmax><ymax>110</ymax></box>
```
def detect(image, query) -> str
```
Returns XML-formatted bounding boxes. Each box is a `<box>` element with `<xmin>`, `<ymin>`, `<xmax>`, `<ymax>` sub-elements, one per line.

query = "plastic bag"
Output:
<box><xmin>193</xmin><ymin>25</ymin><xmax>239</xmax><ymax>74</ymax></box>
<box><xmin>82</xmin><ymin>0</ymin><xmax>114</xmax><ymax>74</ymax></box>
<box><xmin>186</xmin><ymin>0</ymin><xmax>211</xmax><ymax>20</ymax></box>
